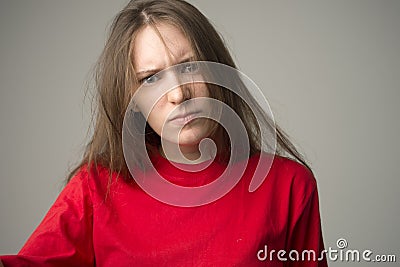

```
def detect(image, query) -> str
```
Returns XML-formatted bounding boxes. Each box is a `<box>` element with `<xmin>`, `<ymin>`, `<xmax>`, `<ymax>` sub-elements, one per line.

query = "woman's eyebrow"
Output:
<box><xmin>136</xmin><ymin>55</ymin><xmax>195</xmax><ymax>77</ymax></box>
<box><xmin>136</xmin><ymin>68</ymin><xmax>162</xmax><ymax>77</ymax></box>
<box><xmin>178</xmin><ymin>57</ymin><xmax>193</xmax><ymax>64</ymax></box>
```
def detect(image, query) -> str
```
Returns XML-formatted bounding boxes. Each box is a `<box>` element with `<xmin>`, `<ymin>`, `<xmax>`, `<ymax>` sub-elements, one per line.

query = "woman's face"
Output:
<box><xmin>132</xmin><ymin>23</ymin><xmax>213</xmax><ymax>160</ymax></box>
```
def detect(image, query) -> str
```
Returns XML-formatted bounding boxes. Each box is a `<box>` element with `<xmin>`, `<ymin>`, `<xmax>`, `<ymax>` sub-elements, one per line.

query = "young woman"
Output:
<box><xmin>1</xmin><ymin>0</ymin><xmax>327</xmax><ymax>266</ymax></box>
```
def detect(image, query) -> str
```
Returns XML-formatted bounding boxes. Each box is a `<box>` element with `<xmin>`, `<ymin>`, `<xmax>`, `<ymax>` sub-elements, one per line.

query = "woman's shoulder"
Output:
<box><xmin>253</xmin><ymin>152</ymin><xmax>317</xmax><ymax>191</ymax></box>
<box><xmin>247</xmin><ymin>153</ymin><xmax>320</xmax><ymax>214</ymax></box>
<box><xmin>66</xmin><ymin>162</ymin><xmax>121</xmax><ymax>194</ymax></box>
<box><xmin>68</xmin><ymin>162</ymin><xmax>111</xmax><ymax>183</ymax></box>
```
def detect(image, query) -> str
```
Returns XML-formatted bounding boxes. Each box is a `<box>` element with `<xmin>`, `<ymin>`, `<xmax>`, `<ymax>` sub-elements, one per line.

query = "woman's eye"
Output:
<box><xmin>180</xmin><ymin>62</ymin><xmax>199</xmax><ymax>74</ymax></box>
<box><xmin>141</xmin><ymin>74</ymin><xmax>160</xmax><ymax>84</ymax></box>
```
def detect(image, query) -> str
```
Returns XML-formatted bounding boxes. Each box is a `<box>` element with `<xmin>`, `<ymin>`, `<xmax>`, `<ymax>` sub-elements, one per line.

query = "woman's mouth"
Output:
<box><xmin>168</xmin><ymin>111</ymin><xmax>200</xmax><ymax>125</ymax></box>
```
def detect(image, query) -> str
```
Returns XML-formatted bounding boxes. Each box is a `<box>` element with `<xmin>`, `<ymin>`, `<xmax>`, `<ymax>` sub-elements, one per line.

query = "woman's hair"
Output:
<box><xmin>67</xmin><ymin>0</ymin><xmax>310</xmax><ymax>183</ymax></box>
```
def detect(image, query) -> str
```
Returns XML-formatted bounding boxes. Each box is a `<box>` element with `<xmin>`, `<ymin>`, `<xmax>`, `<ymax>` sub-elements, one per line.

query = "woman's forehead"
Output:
<box><xmin>133</xmin><ymin>23</ymin><xmax>192</xmax><ymax>72</ymax></box>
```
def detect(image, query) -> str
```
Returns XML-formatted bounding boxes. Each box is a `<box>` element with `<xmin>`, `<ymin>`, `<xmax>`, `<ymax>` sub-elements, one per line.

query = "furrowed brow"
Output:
<box><xmin>136</xmin><ymin>55</ymin><xmax>195</xmax><ymax>77</ymax></box>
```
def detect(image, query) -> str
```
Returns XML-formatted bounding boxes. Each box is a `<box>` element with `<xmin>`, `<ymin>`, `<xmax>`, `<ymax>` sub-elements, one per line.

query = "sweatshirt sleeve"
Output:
<box><xmin>285</xmin><ymin>166</ymin><xmax>328</xmax><ymax>267</ymax></box>
<box><xmin>0</xmin><ymin>168</ymin><xmax>95</xmax><ymax>267</ymax></box>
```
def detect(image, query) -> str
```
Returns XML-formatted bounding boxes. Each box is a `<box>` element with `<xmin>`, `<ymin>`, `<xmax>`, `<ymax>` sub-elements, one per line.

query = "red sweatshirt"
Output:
<box><xmin>1</xmin><ymin>153</ymin><xmax>328</xmax><ymax>266</ymax></box>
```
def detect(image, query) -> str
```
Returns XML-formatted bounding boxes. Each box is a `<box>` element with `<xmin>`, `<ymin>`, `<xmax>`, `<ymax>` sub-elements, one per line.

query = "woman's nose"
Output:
<box><xmin>167</xmin><ymin>86</ymin><xmax>185</xmax><ymax>104</ymax></box>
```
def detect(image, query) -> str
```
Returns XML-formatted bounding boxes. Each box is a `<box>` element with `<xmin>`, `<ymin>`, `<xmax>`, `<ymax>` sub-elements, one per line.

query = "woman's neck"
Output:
<box><xmin>159</xmin><ymin>140</ymin><xmax>214</xmax><ymax>164</ymax></box>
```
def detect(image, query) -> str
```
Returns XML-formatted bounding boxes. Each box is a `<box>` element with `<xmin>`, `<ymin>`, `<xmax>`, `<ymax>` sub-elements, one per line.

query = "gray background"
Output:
<box><xmin>1</xmin><ymin>0</ymin><xmax>399</xmax><ymax>266</ymax></box>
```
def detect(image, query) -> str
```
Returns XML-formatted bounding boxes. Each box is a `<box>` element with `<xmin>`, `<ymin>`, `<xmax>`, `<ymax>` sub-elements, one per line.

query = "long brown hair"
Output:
<box><xmin>67</xmin><ymin>0</ymin><xmax>311</xmax><ymax>183</ymax></box>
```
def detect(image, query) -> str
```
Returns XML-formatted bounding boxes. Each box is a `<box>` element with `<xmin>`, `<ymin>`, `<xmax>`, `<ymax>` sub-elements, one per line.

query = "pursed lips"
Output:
<box><xmin>168</xmin><ymin>110</ymin><xmax>201</xmax><ymax>125</ymax></box>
